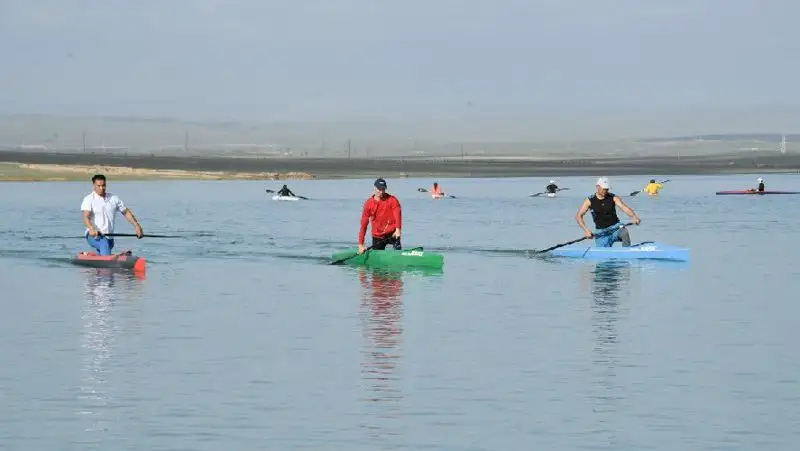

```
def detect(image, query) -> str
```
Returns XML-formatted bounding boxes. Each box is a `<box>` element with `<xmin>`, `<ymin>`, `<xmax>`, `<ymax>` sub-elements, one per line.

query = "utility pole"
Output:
<box><xmin>347</xmin><ymin>139</ymin><xmax>351</xmax><ymax>159</ymax></box>
<box><xmin>82</xmin><ymin>131</ymin><xmax>86</xmax><ymax>153</ymax></box>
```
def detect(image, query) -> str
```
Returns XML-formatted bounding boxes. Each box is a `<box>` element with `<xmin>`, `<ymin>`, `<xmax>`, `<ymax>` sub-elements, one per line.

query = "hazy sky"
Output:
<box><xmin>1</xmin><ymin>0</ymin><xmax>798</xmax><ymax>135</ymax></box>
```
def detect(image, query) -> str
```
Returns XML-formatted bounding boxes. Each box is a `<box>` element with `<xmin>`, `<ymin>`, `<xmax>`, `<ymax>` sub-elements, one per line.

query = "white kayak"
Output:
<box><xmin>546</xmin><ymin>193</ymin><xmax>556</xmax><ymax>198</ymax></box>
<box><xmin>272</xmin><ymin>195</ymin><xmax>300</xmax><ymax>201</ymax></box>
<box><xmin>550</xmin><ymin>241</ymin><xmax>690</xmax><ymax>261</ymax></box>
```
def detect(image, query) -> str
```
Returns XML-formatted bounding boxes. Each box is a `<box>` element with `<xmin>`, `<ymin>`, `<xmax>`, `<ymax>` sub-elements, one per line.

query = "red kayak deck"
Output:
<box><xmin>70</xmin><ymin>250</ymin><xmax>146</xmax><ymax>271</ymax></box>
<box><xmin>716</xmin><ymin>190</ymin><xmax>800</xmax><ymax>195</ymax></box>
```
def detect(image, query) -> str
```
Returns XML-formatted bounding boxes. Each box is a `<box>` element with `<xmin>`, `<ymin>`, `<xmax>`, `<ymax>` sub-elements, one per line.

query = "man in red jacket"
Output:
<box><xmin>358</xmin><ymin>178</ymin><xmax>402</xmax><ymax>254</ymax></box>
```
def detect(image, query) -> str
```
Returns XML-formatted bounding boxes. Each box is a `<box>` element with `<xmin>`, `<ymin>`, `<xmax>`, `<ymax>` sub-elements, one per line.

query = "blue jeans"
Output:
<box><xmin>594</xmin><ymin>222</ymin><xmax>631</xmax><ymax>247</ymax></box>
<box><xmin>86</xmin><ymin>234</ymin><xmax>115</xmax><ymax>255</ymax></box>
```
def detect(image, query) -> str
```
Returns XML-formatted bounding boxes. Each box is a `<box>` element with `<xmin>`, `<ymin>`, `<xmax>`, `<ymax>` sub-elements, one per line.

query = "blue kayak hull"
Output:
<box><xmin>549</xmin><ymin>241</ymin><xmax>689</xmax><ymax>261</ymax></box>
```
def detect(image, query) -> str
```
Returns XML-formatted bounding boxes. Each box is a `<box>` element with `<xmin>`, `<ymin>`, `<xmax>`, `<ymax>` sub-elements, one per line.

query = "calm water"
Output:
<box><xmin>1</xmin><ymin>173</ymin><xmax>799</xmax><ymax>450</ymax></box>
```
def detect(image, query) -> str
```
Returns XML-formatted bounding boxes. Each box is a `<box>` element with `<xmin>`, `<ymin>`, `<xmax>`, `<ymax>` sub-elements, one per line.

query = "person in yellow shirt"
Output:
<box><xmin>642</xmin><ymin>179</ymin><xmax>663</xmax><ymax>196</ymax></box>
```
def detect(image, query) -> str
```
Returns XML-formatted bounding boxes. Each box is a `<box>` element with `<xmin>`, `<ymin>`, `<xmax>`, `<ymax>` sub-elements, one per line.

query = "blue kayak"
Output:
<box><xmin>549</xmin><ymin>241</ymin><xmax>689</xmax><ymax>261</ymax></box>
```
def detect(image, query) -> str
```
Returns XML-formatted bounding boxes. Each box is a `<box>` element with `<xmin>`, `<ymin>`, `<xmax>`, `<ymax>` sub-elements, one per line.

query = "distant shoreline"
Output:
<box><xmin>0</xmin><ymin>162</ymin><xmax>313</xmax><ymax>182</ymax></box>
<box><xmin>1</xmin><ymin>150</ymin><xmax>799</xmax><ymax>181</ymax></box>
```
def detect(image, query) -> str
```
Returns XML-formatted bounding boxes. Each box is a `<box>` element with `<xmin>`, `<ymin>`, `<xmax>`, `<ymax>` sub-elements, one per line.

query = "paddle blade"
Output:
<box><xmin>265</xmin><ymin>189</ymin><xmax>275</xmax><ymax>193</ymax></box>
<box><xmin>417</xmin><ymin>188</ymin><xmax>428</xmax><ymax>192</ymax></box>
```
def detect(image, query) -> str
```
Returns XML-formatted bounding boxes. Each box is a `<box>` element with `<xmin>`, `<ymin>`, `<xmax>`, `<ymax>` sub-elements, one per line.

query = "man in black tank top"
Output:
<box><xmin>575</xmin><ymin>177</ymin><xmax>641</xmax><ymax>247</ymax></box>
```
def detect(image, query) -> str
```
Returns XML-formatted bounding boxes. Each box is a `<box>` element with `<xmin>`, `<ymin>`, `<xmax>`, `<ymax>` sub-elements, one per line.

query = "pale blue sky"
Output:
<box><xmin>1</xmin><ymin>0</ymin><xmax>798</xmax><ymax>135</ymax></box>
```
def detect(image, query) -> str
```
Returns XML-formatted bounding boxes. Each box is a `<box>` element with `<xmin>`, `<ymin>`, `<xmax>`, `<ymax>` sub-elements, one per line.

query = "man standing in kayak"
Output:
<box><xmin>81</xmin><ymin>174</ymin><xmax>144</xmax><ymax>256</ymax></box>
<box><xmin>277</xmin><ymin>184</ymin><xmax>296</xmax><ymax>197</ymax></box>
<box><xmin>576</xmin><ymin>177</ymin><xmax>640</xmax><ymax>247</ymax></box>
<box><xmin>358</xmin><ymin>178</ymin><xmax>402</xmax><ymax>254</ymax></box>
<box><xmin>642</xmin><ymin>179</ymin><xmax>663</xmax><ymax>196</ymax></box>
<box><xmin>430</xmin><ymin>182</ymin><xmax>444</xmax><ymax>198</ymax></box>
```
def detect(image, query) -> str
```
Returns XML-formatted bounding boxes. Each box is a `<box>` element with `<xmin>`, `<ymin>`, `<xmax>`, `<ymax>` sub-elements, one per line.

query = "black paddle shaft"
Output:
<box><xmin>100</xmin><ymin>233</ymin><xmax>180</xmax><ymax>238</ymax></box>
<box><xmin>534</xmin><ymin>221</ymin><xmax>635</xmax><ymax>253</ymax></box>
<box><xmin>330</xmin><ymin>236</ymin><xmax>393</xmax><ymax>265</ymax></box>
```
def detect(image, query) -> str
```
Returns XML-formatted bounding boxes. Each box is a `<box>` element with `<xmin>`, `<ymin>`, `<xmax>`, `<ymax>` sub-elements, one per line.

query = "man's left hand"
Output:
<box><xmin>392</xmin><ymin>229</ymin><xmax>401</xmax><ymax>238</ymax></box>
<box><xmin>135</xmin><ymin>225</ymin><xmax>144</xmax><ymax>239</ymax></box>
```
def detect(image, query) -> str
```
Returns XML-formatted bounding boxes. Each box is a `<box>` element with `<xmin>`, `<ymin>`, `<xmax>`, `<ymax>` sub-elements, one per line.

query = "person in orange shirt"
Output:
<box><xmin>430</xmin><ymin>182</ymin><xmax>444</xmax><ymax>198</ymax></box>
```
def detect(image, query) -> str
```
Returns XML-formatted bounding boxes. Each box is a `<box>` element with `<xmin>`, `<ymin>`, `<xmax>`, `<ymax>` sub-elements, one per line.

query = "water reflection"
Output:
<box><xmin>585</xmin><ymin>261</ymin><xmax>631</xmax><ymax>445</ymax></box>
<box><xmin>78</xmin><ymin>268</ymin><xmax>143</xmax><ymax>439</ymax></box>
<box><xmin>357</xmin><ymin>267</ymin><xmax>405</xmax><ymax>445</ymax></box>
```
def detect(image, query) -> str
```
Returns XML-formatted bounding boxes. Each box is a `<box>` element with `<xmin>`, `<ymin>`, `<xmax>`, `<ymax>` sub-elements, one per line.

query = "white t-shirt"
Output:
<box><xmin>80</xmin><ymin>191</ymin><xmax>128</xmax><ymax>235</ymax></box>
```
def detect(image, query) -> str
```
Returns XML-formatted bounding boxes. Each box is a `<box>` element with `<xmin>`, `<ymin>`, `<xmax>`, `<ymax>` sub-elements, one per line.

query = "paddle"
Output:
<box><xmin>330</xmin><ymin>236</ymin><xmax>394</xmax><ymax>265</ymax></box>
<box><xmin>52</xmin><ymin>232</ymin><xmax>182</xmax><ymax>239</ymax></box>
<box><xmin>266</xmin><ymin>188</ymin><xmax>309</xmax><ymax>199</ymax></box>
<box><xmin>630</xmin><ymin>179</ymin><xmax>670</xmax><ymax>197</ymax></box>
<box><xmin>69</xmin><ymin>232</ymin><xmax>182</xmax><ymax>239</ymax></box>
<box><xmin>533</xmin><ymin>221</ymin><xmax>635</xmax><ymax>254</ymax></box>
<box><xmin>100</xmin><ymin>233</ymin><xmax>180</xmax><ymax>238</ymax></box>
<box><xmin>530</xmin><ymin>188</ymin><xmax>569</xmax><ymax>197</ymax></box>
<box><xmin>417</xmin><ymin>187</ymin><xmax>456</xmax><ymax>199</ymax></box>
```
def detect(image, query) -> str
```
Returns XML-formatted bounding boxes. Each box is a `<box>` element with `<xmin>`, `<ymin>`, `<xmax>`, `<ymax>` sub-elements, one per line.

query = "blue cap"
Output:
<box><xmin>374</xmin><ymin>178</ymin><xmax>387</xmax><ymax>189</ymax></box>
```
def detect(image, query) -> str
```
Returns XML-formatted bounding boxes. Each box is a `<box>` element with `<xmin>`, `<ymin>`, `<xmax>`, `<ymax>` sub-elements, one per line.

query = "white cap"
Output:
<box><xmin>596</xmin><ymin>177</ymin><xmax>611</xmax><ymax>189</ymax></box>
<box><xmin>757</xmin><ymin>177</ymin><xmax>763</xmax><ymax>182</ymax></box>
<box><xmin>549</xmin><ymin>180</ymin><xmax>555</xmax><ymax>184</ymax></box>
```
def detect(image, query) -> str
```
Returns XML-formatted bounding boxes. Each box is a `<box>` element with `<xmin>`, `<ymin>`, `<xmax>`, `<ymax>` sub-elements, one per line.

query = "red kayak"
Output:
<box><xmin>70</xmin><ymin>250</ymin><xmax>146</xmax><ymax>272</ymax></box>
<box><xmin>716</xmin><ymin>190</ymin><xmax>799</xmax><ymax>195</ymax></box>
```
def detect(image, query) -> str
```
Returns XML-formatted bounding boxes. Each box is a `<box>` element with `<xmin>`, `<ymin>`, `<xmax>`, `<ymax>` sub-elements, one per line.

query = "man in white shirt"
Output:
<box><xmin>80</xmin><ymin>174</ymin><xmax>144</xmax><ymax>255</ymax></box>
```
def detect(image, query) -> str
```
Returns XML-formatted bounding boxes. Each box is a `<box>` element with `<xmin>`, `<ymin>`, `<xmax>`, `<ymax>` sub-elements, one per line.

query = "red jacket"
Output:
<box><xmin>358</xmin><ymin>193</ymin><xmax>402</xmax><ymax>244</ymax></box>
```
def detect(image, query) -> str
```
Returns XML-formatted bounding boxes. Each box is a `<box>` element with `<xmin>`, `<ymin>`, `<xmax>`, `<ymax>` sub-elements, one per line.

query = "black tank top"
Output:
<box><xmin>588</xmin><ymin>193</ymin><xmax>620</xmax><ymax>229</ymax></box>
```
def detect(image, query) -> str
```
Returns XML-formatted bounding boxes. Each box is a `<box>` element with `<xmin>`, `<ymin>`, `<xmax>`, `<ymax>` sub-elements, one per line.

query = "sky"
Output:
<box><xmin>1</xmin><ymin>0</ymin><xmax>798</xmax><ymax>138</ymax></box>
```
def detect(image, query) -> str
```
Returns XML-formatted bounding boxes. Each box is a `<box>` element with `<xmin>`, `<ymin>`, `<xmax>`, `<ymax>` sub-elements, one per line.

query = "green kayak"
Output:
<box><xmin>330</xmin><ymin>247</ymin><xmax>444</xmax><ymax>269</ymax></box>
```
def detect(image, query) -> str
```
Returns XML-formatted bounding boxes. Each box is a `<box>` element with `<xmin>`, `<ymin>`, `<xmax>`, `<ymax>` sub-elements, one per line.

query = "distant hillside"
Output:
<box><xmin>0</xmin><ymin>113</ymin><xmax>795</xmax><ymax>159</ymax></box>
<box><xmin>639</xmin><ymin>133</ymin><xmax>797</xmax><ymax>143</ymax></box>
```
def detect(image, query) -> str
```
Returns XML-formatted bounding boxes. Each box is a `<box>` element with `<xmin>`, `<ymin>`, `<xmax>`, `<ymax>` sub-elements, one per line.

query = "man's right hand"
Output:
<box><xmin>89</xmin><ymin>229</ymin><xmax>99</xmax><ymax>237</ymax></box>
<box><xmin>583</xmin><ymin>229</ymin><xmax>593</xmax><ymax>238</ymax></box>
<box><xmin>357</xmin><ymin>244</ymin><xmax>365</xmax><ymax>254</ymax></box>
